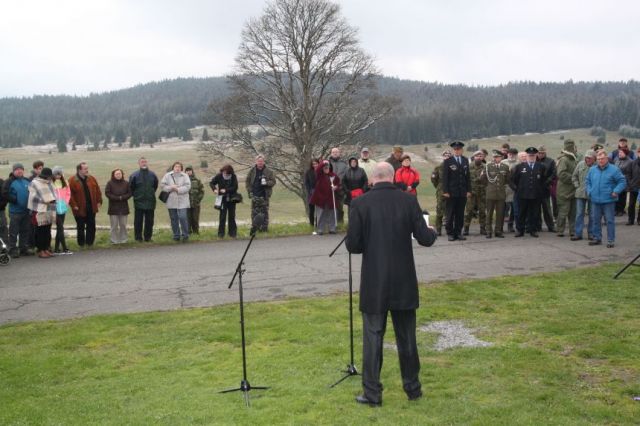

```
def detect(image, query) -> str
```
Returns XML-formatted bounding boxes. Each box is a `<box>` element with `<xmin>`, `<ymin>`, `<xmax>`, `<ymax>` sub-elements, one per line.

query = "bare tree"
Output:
<box><xmin>200</xmin><ymin>0</ymin><xmax>396</xmax><ymax>209</ymax></box>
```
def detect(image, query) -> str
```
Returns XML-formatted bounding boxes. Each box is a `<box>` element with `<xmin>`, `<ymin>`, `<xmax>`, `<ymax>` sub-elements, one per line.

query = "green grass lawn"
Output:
<box><xmin>1</xmin><ymin>265</ymin><xmax>639</xmax><ymax>424</ymax></box>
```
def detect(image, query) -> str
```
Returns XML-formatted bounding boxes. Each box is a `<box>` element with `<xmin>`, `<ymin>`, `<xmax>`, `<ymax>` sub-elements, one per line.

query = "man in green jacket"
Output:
<box><xmin>245</xmin><ymin>155</ymin><xmax>276</xmax><ymax>232</ymax></box>
<box><xmin>430</xmin><ymin>150</ymin><xmax>451</xmax><ymax>236</ymax></box>
<box><xmin>185</xmin><ymin>166</ymin><xmax>205</xmax><ymax>234</ymax></box>
<box><xmin>464</xmin><ymin>151</ymin><xmax>487</xmax><ymax>235</ymax></box>
<box><xmin>128</xmin><ymin>157</ymin><xmax>158</xmax><ymax>242</ymax></box>
<box><xmin>555</xmin><ymin>140</ymin><xmax>578</xmax><ymax>237</ymax></box>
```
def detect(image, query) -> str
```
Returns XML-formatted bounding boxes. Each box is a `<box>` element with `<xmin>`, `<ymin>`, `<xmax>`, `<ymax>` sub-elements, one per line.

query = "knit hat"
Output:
<box><xmin>12</xmin><ymin>162</ymin><xmax>24</xmax><ymax>172</ymax></box>
<box><xmin>563</xmin><ymin>139</ymin><xmax>576</xmax><ymax>153</ymax></box>
<box><xmin>40</xmin><ymin>167</ymin><xmax>53</xmax><ymax>179</ymax></box>
<box><xmin>52</xmin><ymin>166</ymin><xmax>64</xmax><ymax>176</ymax></box>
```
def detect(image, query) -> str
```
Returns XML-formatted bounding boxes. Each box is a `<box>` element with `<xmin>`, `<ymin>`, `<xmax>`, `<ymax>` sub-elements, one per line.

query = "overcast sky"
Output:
<box><xmin>1</xmin><ymin>0</ymin><xmax>638</xmax><ymax>97</ymax></box>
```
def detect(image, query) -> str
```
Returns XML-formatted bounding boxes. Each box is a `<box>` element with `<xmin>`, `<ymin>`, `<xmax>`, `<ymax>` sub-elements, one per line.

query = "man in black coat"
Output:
<box><xmin>536</xmin><ymin>145</ymin><xmax>557</xmax><ymax>232</ymax></box>
<box><xmin>346</xmin><ymin>162</ymin><xmax>437</xmax><ymax>406</ymax></box>
<box><xmin>441</xmin><ymin>141</ymin><xmax>471</xmax><ymax>241</ymax></box>
<box><xmin>511</xmin><ymin>147</ymin><xmax>547</xmax><ymax>237</ymax></box>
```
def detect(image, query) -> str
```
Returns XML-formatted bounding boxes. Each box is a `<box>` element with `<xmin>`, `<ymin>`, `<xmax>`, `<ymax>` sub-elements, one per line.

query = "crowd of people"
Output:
<box><xmin>1</xmin><ymin>137</ymin><xmax>637</xmax><ymax>259</ymax></box>
<box><xmin>432</xmin><ymin>137</ymin><xmax>637</xmax><ymax>248</ymax></box>
<box><xmin>0</xmin><ymin>155</ymin><xmax>277</xmax><ymax>259</ymax></box>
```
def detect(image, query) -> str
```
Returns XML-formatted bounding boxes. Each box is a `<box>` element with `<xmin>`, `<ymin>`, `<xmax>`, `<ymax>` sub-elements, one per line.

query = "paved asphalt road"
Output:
<box><xmin>1</xmin><ymin>221</ymin><xmax>639</xmax><ymax>324</ymax></box>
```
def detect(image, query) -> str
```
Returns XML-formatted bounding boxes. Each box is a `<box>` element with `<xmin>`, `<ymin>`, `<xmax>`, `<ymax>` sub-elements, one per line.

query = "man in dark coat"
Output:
<box><xmin>346</xmin><ymin>162</ymin><xmax>437</xmax><ymax>407</ymax></box>
<box><xmin>441</xmin><ymin>141</ymin><xmax>471</xmax><ymax>241</ymax></box>
<box><xmin>511</xmin><ymin>147</ymin><xmax>547</xmax><ymax>238</ymax></box>
<box><xmin>129</xmin><ymin>157</ymin><xmax>159</xmax><ymax>242</ymax></box>
<box><xmin>536</xmin><ymin>145</ymin><xmax>556</xmax><ymax>232</ymax></box>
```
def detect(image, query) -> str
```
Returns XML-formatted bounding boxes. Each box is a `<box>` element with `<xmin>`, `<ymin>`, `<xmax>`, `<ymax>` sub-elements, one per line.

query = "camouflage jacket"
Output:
<box><xmin>469</xmin><ymin>162</ymin><xmax>486</xmax><ymax>194</ymax></box>
<box><xmin>188</xmin><ymin>175</ymin><xmax>205</xmax><ymax>208</ymax></box>
<box><xmin>430</xmin><ymin>163</ymin><xmax>443</xmax><ymax>194</ymax></box>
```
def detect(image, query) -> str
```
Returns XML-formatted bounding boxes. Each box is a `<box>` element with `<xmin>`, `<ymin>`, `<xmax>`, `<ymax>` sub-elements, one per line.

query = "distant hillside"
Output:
<box><xmin>1</xmin><ymin>76</ymin><xmax>639</xmax><ymax>148</ymax></box>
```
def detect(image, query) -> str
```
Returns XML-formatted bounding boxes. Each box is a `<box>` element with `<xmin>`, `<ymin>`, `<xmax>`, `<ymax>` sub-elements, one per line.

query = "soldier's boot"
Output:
<box><xmin>436</xmin><ymin>226</ymin><xmax>442</xmax><ymax>236</ymax></box>
<box><xmin>479</xmin><ymin>226</ymin><xmax>486</xmax><ymax>235</ymax></box>
<box><xmin>463</xmin><ymin>225</ymin><xmax>469</xmax><ymax>236</ymax></box>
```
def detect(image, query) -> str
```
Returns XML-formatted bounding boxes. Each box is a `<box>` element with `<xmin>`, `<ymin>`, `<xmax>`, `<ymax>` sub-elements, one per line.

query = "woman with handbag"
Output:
<box><xmin>160</xmin><ymin>162</ymin><xmax>191</xmax><ymax>242</ymax></box>
<box><xmin>342</xmin><ymin>156</ymin><xmax>368</xmax><ymax>208</ymax></box>
<box><xmin>52</xmin><ymin>166</ymin><xmax>71</xmax><ymax>254</ymax></box>
<box><xmin>210</xmin><ymin>164</ymin><xmax>239</xmax><ymax>238</ymax></box>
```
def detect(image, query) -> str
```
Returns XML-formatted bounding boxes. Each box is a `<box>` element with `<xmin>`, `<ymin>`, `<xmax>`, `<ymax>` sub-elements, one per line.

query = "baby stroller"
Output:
<box><xmin>0</xmin><ymin>237</ymin><xmax>10</xmax><ymax>266</ymax></box>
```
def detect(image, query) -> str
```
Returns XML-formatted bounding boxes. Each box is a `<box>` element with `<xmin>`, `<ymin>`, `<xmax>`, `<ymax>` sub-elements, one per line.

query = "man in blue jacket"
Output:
<box><xmin>586</xmin><ymin>150</ymin><xmax>627</xmax><ymax>248</ymax></box>
<box><xmin>1</xmin><ymin>163</ymin><xmax>33</xmax><ymax>257</ymax></box>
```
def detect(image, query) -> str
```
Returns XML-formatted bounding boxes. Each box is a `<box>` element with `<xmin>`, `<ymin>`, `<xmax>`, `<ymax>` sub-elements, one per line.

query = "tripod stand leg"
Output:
<box><xmin>613</xmin><ymin>253</ymin><xmax>640</xmax><ymax>279</ymax></box>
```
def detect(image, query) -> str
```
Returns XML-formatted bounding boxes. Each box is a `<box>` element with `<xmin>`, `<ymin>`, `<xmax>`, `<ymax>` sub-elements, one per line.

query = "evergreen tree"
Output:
<box><xmin>114</xmin><ymin>128</ymin><xmax>127</xmax><ymax>144</ymax></box>
<box><xmin>201</xmin><ymin>128</ymin><xmax>210</xmax><ymax>141</ymax></box>
<box><xmin>182</xmin><ymin>128</ymin><xmax>193</xmax><ymax>141</ymax></box>
<box><xmin>57</xmin><ymin>139</ymin><xmax>67</xmax><ymax>153</ymax></box>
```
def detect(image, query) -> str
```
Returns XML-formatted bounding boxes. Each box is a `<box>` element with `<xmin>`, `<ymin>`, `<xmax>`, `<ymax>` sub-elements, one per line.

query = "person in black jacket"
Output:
<box><xmin>441</xmin><ymin>141</ymin><xmax>471</xmax><ymax>241</ymax></box>
<box><xmin>0</xmin><ymin>177</ymin><xmax>7</xmax><ymax>244</ymax></box>
<box><xmin>512</xmin><ymin>147</ymin><xmax>547</xmax><ymax>237</ymax></box>
<box><xmin>342</xmin><ymin>157</ymin><xmax>368</xmax><ymax>207</ymax></box>
<box><xmin>536</xmin><ymin>146</ymin><xmax>556</xmax><ymax>232</ymax></box>
<box><xmin>304</xmin><ymin>159</ymin><xmax>319</xmax><ymax>226</ymax></box>
<box><xmin>210</xmin><ymin>164</ymin><xmax>239</xmax><ymax>238</ymax></box>
<box><xmin>346</xmin><ymin>162</ymin><xmax>437</xmax><ymax>407</ymax></box>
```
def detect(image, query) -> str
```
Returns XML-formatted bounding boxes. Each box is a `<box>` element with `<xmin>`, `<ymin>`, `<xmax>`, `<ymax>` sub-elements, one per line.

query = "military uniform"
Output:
<box><xmin>555</xmin><ymin>140</ymin><xmax>578</xmax><ymax>236</ymax></box>
<box><xmin>512</xmin><ymin>148</ymin><xmax>547</xmax><ymax>237</ymax></box>
<box><xmin>464</xmin><ymin>161</ymin><xmax>487</xmax><ymax>234</ymax></box>
<box><xmin>442</xmin><ymin>142</ymin><xmax>471</xmax><ymax>240</ymax></box>
<box><xmin>482</xmin><ymin>159</ymin><xmax>510</xmax><ymax>237</ymax></box>
<box><xmin>186</xmin><ymin>170</ymin><xmax>205</xmax><ymax>234</ymax></box>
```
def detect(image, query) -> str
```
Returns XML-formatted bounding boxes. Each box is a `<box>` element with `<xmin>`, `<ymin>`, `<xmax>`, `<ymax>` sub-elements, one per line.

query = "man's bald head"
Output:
<box><xmin>371</xmin><ymin>162</ymin><xmax>395</xmax><ymax>185</ymax></box>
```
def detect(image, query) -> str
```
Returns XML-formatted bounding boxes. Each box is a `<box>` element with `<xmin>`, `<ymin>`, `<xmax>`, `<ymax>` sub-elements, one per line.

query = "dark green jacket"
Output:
<box><xmin>555</xmin><ymin>151</ymin><xmax>577</xmax><ymax>200</ymax></box>
<box><xmin>482</xmin><ymin>162</ymin><xmax>511</xmax><ymax>200</ymax></box>
<box><xmin>129</xmin><ymin>168</ymin><xmax>158</xmax><ymax>210</ymax></box>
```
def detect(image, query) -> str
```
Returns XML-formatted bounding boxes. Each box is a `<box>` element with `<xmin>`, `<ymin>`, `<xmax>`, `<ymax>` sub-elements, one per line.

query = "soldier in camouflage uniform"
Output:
<box><xmin>185</xmin><ymin>166</ymin><xmax>205</xmax><ymax>234</ymax></box>
<box><xmin>482</xmin><ymin>150</ymin><xmax>511</xmax><ymax>238</ymax></box>
<box><xmin>464</xmin><ymin>151</ymin><xmax>487</xmax><ymax>235</ymax></box>
<box><xmin>555</xmin><ymin>139</ymin><xmax>578</xmax><ymax>237</ymax></box>
<box><xmin>430</xmin><ymin>150</ymin><xmax>451</xmax><ymax>236</ymax></box>
<box><xmin>245</xmin><ymin>155</ymin><xmax>276</xmax><ymax>232</ymax></box>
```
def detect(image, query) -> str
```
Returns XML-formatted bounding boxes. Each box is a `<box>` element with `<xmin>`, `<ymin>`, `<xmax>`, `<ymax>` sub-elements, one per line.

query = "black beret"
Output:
<box><xmin>525</xmin><ymin>147</ymin><xmax>539</xmax><ymax>154</ymax></box>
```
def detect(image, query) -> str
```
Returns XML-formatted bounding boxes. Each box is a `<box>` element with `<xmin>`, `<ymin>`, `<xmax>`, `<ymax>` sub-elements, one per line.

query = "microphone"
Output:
<box><xmin>251</xmin><ymin>213</ymin><xmax>265</xmax><ymax>236</ymax></box>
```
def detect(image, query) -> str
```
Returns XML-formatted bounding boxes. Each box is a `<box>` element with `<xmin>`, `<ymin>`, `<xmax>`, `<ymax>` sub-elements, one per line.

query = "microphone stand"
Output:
<box><xmin>219</xmin><ymin>226</ymin><xmax>268</xmax><ymax>406</ymax></box>
<box><xmin>329</xmin><ymin>234</ymin><xmax>360</xmax><ymax>387</ymax></box>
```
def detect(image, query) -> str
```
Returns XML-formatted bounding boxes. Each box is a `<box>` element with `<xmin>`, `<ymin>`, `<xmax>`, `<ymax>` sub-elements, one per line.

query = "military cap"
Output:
<box><xmin>525</xmin><ymin>147</ymin><xmax>539</xmax><ymax>154</ymax></box>
<box><xmin>585</xmin><ymin>149</ymin><xmax>597</xmax><ymax>158</ymax></box>
<box><xmin>449</xmin><ymin>141</ymin><xmax>465</xmax><ymax>148</ymax></box>
<box><xmin>507</xmin><ymin>147</ymin><xmax>519</xmax><ymax>155</ymax></box>
<box><xmin>492</xmin><ymin>149</ymin><xmax>504</xmax><ymax>157</ymax></box>
<box><xmin>537</xmin><ymin>145</ymin><xmax>546</xmax><ymax>152</ymax></box>
<box><xmin>473</xmin><ymin>150</ymin><xmax>484</xmax><ymax>157</ymax></box>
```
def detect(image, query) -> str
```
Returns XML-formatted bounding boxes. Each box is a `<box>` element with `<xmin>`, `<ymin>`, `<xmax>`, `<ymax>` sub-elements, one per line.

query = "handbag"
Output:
<box><xmin>158</xmin><ymin>174</ymin><xmax>176</xmax><ymax>203</ymax></box>
<box><xmin>229</xmin><ymin>193</ymin><xmax>243</xmax><ymax>203</ymax></box>
<box><xmin>350</xmin><ymin>188</ymin><xmax>364</xmax><ymax>199</ymax></box>
<box><xmin>214</xmin><ymin>195</ymin><xmax>224</xmax><ymax>210</ymax></box>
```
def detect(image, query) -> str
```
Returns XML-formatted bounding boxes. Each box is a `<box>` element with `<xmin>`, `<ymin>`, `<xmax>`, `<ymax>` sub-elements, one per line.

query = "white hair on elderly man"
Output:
<box><xmin>370</xmin><ymin>162</ymin><xmax>395</xmax><ymax>184</ymax></box>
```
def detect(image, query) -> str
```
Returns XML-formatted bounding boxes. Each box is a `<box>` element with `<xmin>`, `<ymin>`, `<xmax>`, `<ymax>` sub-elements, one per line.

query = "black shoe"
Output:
<box><xmin>457</xmin><ymin>235</ymin><xmax>467</xmax><ymax>241</ymax></box>
<box><xmin>530</xmin><ymin>232</ymin><xmax>539</xmax><ymax>238</ymax></box>
<box><xmin>607</xmin><ymin>243</ymin><xmax>615</xmax><ymax>248</ymax></box>
<box><xmin>20</xmin><ymin>249</ymin><xmax>34</xmax><ymax>256</ymax></box>
<box><xmin>626</xmin><ymin>222</ymin><xmax>634</xmax><ymax>226</ymax></box>
<box><xmin>570</xmin><ymin>236</ymin><xmax>583</xmax><ymax>241</ymax></box>
<box><xmin>355</xmin><ymin>395</ymin><xmax>381</xmax><ymax>407</ymax></box>
<box><xmin>547</xmin><ymin>228</ymin><xmax>556</xmax><ymax>233</ymax></box>
<box><xmin>135</xmin><ymin>238</ymin><xmax>143</xmax><ymax>242</ymax></box>
<box><xmin>495</xmin><ymin>234</ymin><xmax>504</xmax><ymax>238</ymax></box>
<box><xmin>408</xmin><ymin>391</ymin><xmax>423</xmax><ymax>401</ymax></box>
<box><xmin>515</xmin><ymin>232</ymin><xmax>524</xmax><ymax>237</ymax></box>
<box><xmin>588</xmin><ymin>240</ymin><xmax>602</xmax><ymax>246</ymax></box>
<box><xmin>448</xmin><ymin>235</ymin><xmax>457</xmax><ymax>241</ymax></box>
<box><xmin>556</xmin><ymin>233</ymin><xmax>564</xmax><ymax>237</ymax></box>
<box><xmin>486</xmin><ymin>234</ymin><xmax>492</xmax><ymax>239</ymax></box>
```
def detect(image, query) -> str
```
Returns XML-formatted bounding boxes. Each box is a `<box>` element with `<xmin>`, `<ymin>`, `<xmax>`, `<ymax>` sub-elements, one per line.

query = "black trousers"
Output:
<box><xmin>362</xmin><ymin>310</ymin><xmax>421</xmax><ymax>403</ymax></box>
<box><xmin>218</xmin><ymin>201</ymin><xmax>237</xmax><ymax>237</ymax></box>
<box><xmin>55</xmin><ymin>213</ymin><xmax>68</xmax><ymax>251</ymax></box>
<box><xmin>75</xmin><ymin>214</ymin><xmax>96</xmax><ymax>246</ymax></box>
<box><xmin>537</xmin><ymin>196</ymin><xmax>555</xmax><ymax>231</ymax></box>
<box><xmin>308</xmin><ymin>203</ymin><xmax>315</xmax><ymax>226</ymax></box>
<box><xmin>616</xmin><ymin>191</ymin><xmax>628</xmax><ymax>214</ymax></box>
<box><xmin>445</xmin><ymin>196</ymin><xmax>467</xmax><ymax>237</ymax></box>
<box><xmin>628</xmin><ymin>191</ymin><xmax>639</xmax><ymax>224</ymax></box>
<box><xmin>35</xmin><ymin>224</ymin><xmax>52</xmax><ymax>251</ymax></box>
<box><xmin>517</xmin><ymin>198</ymin><xmax>541</xmax><ymax>234</ymax></box>
<box><xmin>134</xmin><ymin>208</ymin><xmax>155</xmax><ymax>241</ymax></box>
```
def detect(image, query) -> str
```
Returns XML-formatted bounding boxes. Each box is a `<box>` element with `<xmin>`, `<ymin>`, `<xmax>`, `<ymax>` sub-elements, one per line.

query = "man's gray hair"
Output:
<box><xmin>371</xmin><ymin>162</ymin><xmax>395</xmax><ymax>184</ymax></box>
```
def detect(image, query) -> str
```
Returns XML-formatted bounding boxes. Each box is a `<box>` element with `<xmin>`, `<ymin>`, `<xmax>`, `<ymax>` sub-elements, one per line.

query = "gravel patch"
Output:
<box><xmin>420</xmin><ymin>320</ymin><xmax>493</xmax><ymax>351</ymax></box>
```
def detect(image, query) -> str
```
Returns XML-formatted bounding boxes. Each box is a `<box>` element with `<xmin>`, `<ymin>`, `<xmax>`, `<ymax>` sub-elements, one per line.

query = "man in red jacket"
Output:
<box><xmin>68</xmin><ymin>162</ymin><xmax>102</xmax><ymax>247</ymax></box>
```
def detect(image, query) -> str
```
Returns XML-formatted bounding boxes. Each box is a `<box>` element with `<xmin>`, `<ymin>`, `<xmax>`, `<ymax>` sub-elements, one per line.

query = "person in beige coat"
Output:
<box><xmin>160</xmin><ymin>162</ymin><xmax>191</xmax><ymax>241</ymax></box>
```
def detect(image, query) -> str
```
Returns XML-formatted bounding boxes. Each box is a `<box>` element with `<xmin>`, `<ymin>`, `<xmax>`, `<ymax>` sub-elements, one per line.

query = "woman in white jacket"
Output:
<box><xmin>161</xmin><ymin>162</ymin><xmax>192</xmax><ymax>241</ymax></box>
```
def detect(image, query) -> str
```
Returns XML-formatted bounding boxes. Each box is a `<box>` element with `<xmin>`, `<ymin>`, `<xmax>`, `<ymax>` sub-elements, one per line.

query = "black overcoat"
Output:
<box><xmin>346</xmin><ymin>182</ymin><xmax>437</xmax><ymax>314</ymax></box>
<box><xmin>511</xmin><ymin>162</ymin><xmax>547</xmax><ymax>200</ymax></box>
<box><xmin>441</xmin><ymin>156</ymin><xmax>471</xmax><ymax>196</ymax></box>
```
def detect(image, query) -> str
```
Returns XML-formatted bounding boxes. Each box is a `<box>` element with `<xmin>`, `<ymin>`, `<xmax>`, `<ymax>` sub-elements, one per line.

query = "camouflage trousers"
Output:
<box><xmin>464</xmin><ymin>191</ymin><xmax>486</xmax><ymax>228</ymax></box>
<box><xmin>435</xmin><ymin>193</ymin><xmax>446</xmax><ymax>230</ymax></box>
<box><xmin>251</xmin><ymin>197</ymin><xmax>269</xmax><ymax>232</ymax></box>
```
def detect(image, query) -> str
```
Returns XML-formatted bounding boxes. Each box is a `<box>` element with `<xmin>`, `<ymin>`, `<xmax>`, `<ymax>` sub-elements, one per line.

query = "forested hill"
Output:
<box><xmin>1</xmin><ymin>77</ymin><xmax>640</xmax><ymax>148</ymax></box>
